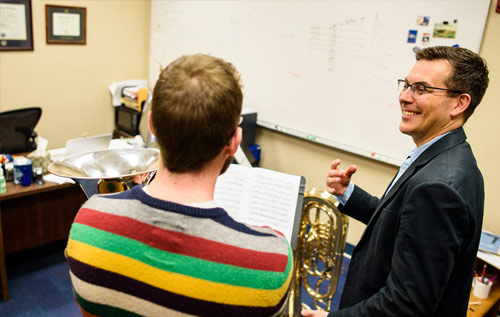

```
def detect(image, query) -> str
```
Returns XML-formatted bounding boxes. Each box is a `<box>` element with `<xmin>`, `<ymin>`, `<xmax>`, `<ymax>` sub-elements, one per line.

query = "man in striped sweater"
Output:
<box><xmin>66</xmin><ymin>54</ymin><xmax>293</xmax><ymax>317</ymax></box>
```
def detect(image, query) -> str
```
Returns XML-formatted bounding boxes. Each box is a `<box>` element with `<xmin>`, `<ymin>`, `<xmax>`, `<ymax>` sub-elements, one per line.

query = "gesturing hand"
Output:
<box><xmin>326</xmin><ymin>159</ymin><xmax>357</xmax><ymax>196</ymax></box>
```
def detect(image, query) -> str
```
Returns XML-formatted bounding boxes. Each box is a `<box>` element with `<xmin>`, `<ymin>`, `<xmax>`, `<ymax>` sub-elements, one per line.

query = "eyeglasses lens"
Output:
<box><xmin>398</xmin><ymin>80</ymin><xmax>408</xmax><ymax>94</ymax></box>
<box><xmin>398</xmin><ymin>80</ymin><xmax>426</xmax><ymax>96</ymax></box>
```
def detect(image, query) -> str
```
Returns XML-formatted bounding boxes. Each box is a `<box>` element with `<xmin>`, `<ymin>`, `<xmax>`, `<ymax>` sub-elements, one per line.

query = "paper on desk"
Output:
<box><xmin>108</xmin><ymin>139</ymin><xmax>135</xmax><ymax>150</ymax></box>
<box><xmin>108</xmin><ymin>136</ymin><xmax>144</xmax><ymax>150</ymax></box>
<box><xmin>48</xmin><ymin>148</ymin><xmax>66</xmax><ymax>162</ymax></box>
<box><xmin>43</xmin><ymin>173</ymin><xmax>75</xmax><ymax>184</ymax></box>
<box><xmin>109</xmin><ymin>79</ymin><xmax>148</xmax><ymax>106</ymax></box>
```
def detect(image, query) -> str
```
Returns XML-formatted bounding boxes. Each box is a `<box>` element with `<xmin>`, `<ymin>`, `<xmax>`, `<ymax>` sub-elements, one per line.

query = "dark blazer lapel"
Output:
<box><xmin>358</xmin><ymin>164</ymin><xmax>417</xmax><ymax>234</ymax></box>
<box><xmin>362</xmin><ymin>128</ymin><xmax>467</xmax><ymax>231</ymax></box>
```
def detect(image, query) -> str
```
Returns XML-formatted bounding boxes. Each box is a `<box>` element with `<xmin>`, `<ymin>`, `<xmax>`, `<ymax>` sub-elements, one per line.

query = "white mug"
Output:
<box><xmin>473</xmin><ymin>279</ymin><xmax>493</xmax><ymax>299</ymax></box>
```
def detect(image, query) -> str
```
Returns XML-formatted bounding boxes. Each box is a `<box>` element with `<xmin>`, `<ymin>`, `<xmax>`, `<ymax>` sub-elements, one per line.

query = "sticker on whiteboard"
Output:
<box><xmin>433</xmin><ymin>20</ymin><xmax>458</xmax><ymax>39</ymax></box>
<box><xmin>407</xmin><ymin>30</ymin><xmax>418</xmax><ymax>43</ymax></box>
<box><xmin>416</xmin><ymin>16</ymin><xmax>430</xmax><ymax>26</ymax></box>
<box><xmin>422</xmin><ymin>32</ymin><xmax>430</xmax><ymax>45</ymax></box>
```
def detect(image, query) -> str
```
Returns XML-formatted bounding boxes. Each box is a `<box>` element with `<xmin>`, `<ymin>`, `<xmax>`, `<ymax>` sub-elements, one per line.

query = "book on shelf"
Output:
<box><xmin>122</xmin><ymin>87</ymin><xmax>139</xmax><ymax>99</ymax></box>
<box><xmin>214</xmin><ymin>163</ymin><xmax>306</xmax><ymax>249</ymax></box>
<box><xmin>120</xmin><ymin>87</ymin><xmax>149</xmax><ymax>112</ymax></box>
<box><xmin>120</xmin><ymin>96</ymin><xmax>141</xmax><ymax>112</ymax></box>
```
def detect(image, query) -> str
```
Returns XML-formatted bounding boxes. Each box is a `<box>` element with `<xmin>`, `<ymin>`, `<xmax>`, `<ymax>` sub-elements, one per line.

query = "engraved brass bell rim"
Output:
<box><xmin>47</xmin><ymin>148</ymin><xmax>160</xmax><ymax>180</ymax></box>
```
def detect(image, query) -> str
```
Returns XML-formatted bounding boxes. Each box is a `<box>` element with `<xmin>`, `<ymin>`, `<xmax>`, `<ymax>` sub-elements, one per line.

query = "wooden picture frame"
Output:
<box><xmin>0</xmin><ymin>0</ymin><xmax>33</xmax><ymax>51</ymax></box>
<box><xmin>45</xmin><ymin>4</ymin><xmax>86</xmax><ymax>45</ymax></box>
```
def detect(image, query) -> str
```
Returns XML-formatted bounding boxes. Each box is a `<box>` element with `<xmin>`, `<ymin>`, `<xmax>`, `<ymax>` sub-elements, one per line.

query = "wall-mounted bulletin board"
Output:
<box><xmin>149</xmin><ymin>0</ymin><xmax>491</xmax><ymax>166</ymax></box>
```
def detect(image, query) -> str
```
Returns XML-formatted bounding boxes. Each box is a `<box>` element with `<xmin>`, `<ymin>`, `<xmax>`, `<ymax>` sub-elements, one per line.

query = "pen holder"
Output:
<box><xmin>473</xmin><ymin>279</ymin><xmax>492</xmax><ymax>299</ymax></box>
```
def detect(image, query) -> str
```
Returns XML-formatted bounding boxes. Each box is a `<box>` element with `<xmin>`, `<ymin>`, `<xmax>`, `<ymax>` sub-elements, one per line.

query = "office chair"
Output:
<box><xmin>0</xmin><ymin>107</ymin><xmax>42</xmax><ymax>154</ymax></box>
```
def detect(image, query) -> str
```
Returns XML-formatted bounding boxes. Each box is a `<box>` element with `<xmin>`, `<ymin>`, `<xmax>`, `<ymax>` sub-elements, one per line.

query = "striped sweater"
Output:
<box><xmin>66</xmin><ymin>185</ymin><xmax>293</xmax><ymax>317</ymax></box>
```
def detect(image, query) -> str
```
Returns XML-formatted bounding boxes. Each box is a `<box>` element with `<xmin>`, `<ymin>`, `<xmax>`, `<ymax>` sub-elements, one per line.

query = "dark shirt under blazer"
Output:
<box><xmin>330</xmin><ymin>128</ymin><xmax>484</xmax><ymax>317</ymax></box>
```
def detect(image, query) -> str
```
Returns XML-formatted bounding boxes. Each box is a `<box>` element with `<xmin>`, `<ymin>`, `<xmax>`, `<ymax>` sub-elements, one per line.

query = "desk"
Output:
<box><xmin>467</xmin><ymin>284</ymin><xmax>500</xmax><ymax>317</ymax></box>
<box><xmin>0</xmin><ymin>181</ymin><xmax>87</xmax><ymax>301</ymax></box>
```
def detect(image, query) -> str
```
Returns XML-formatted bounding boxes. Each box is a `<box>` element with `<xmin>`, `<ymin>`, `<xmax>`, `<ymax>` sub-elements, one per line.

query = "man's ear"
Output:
<box><xmin>148</xmin><ymin>111</ymin><xmax>156</xmax><ymax>136</ymax></box>
<box><xmin>451</xmin><ymin>93</ymin><xmax>471</xmax><ymax>117</ymax></box>
<box><xmin>226</xmin><ymin>127</ymin><xmax>242</xmax><ymax>156</ymax></box>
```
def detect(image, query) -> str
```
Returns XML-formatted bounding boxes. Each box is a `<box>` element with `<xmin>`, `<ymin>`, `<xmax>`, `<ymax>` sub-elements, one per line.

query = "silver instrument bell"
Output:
<box><xmin>48</xmin><ymin>148</ymin><xmax>160</xmax><ymax>198</ymax></box>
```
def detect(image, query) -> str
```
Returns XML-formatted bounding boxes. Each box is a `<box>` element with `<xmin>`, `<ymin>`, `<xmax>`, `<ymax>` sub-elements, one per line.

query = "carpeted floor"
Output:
<box><xmin>0</xmin><ymin>240</ymin><xmax>81</xmax><ymax>317</ymax></box>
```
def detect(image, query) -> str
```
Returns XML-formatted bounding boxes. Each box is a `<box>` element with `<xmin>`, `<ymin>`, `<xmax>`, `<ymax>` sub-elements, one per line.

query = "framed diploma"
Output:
<box><xmin>0</xmin><ymin>0</ymin><xmax>33</xmax><ymax>51</ymax></box>
<box><xmin>45</xmin><ymin>4</ymin><xmax>86</xmax><ymax>45</ymax></box>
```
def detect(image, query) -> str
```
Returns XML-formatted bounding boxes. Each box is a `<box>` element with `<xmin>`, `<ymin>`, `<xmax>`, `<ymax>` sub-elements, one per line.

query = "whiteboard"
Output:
<box><xmin>149</xmin><ymin>0</ymin><xmax>490</xmax><ymax>166</ymax></box>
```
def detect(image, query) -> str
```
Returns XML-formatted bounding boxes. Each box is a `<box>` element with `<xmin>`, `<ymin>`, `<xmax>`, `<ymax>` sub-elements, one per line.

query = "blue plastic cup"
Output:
<box><xmin>20</xmin><ymin>165</ymin><xmax>33</xmax><ymax>186</ymax></box>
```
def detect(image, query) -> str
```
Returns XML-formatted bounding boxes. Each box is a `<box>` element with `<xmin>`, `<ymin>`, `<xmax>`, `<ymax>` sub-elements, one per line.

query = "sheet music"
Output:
<box><xmin>214</xmin><ymin>164</ymin><xmax>302</xmax><ymax>242</ymax></box>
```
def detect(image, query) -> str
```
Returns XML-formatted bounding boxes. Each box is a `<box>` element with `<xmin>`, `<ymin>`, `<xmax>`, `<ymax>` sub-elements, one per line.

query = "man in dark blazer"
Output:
<box><xmin>302</xmin><ymin>46</ymin><xmax>489</xmax><ymax>317</ymax></box>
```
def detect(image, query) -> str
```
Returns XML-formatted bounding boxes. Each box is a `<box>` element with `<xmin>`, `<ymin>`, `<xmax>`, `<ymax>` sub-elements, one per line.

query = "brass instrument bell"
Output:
<box><xmin>48</xmin><ymin>148</ymin><xmax>160</xmax><ymax>198</ymax></box>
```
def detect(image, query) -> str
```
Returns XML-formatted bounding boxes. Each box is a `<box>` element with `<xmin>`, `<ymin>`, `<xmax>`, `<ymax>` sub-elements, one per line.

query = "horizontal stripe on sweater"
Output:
<box><xmin>74</xmin><ymin>208</ymin><xmax>288</xmax><ymax>272</ymax></box>
<box><xmin>66</xmin><ymin>238</ymin><xmax>292</xmax><ymax>306</ymax></box>
<box><xmin>73</xmin><ymin>273</ymin><xmax>199</xmax><ymax>317</ymax></box>
<box><xmin>69</xmin><ymin>258</ymin><xmax>288</xmax><ymax>317</ymax></box>
<box><xmin>83</xmin><ymin>194</ymin><xmax>288</xmax><ymax>253</ymax></box>
<box><xmin>69</xmin><ymin>222</ymin><xmax>291</xmax><ymax>290</ymax></box>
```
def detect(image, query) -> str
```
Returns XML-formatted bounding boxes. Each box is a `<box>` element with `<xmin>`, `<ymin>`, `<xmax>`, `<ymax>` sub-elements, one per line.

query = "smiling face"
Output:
<box><xmin>399</xmin><ymin>59</ymin><xmax>467</xmax><ymax>147</ymax></box>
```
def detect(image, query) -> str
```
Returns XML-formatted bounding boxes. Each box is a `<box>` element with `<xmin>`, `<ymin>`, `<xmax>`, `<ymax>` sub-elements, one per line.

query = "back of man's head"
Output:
<box><xmin>151</xmin><ymin>54</ymin><xmax>243</xmax><ymax>173</ymax></box>
<box><xmin>415</xmin><ymin>46</ymin><xmax>489</xmax><ymax>121</ymax></box>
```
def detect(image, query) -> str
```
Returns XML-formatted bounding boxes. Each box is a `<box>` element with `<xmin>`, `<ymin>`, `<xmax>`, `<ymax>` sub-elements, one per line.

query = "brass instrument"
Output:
<box><xmin>288</xmin><ymin>188</ymin><xmax>349</xmax><ymax>316</ymax></box>
<box><xmin>48</xmin><ymin>148</ymin><xmax>160</xmax><ymax>198</ymax></box>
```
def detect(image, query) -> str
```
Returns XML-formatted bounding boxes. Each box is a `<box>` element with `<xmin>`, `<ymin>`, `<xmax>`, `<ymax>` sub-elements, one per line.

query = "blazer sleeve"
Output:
<box><xmin>330</xmin><ymin>180</ymin><xmax>470</xmax><ymax>317</ymax></box>
<box><xmin>339</xmin><ymin>185</ymin><xmax>380</xmax><ymax>225</ymax></box>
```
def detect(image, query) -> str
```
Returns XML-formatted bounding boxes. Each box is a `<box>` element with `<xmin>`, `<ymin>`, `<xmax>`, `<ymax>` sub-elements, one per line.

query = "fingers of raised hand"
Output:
<box><xmin>345</xmin><ymin>165</ymin><xmax>357</xmax><ymax>178</ymax></box>
<box><xmin>330</xmin><ymin>159</ymin><xmax>341</xmax><ymax>170</ymax></box>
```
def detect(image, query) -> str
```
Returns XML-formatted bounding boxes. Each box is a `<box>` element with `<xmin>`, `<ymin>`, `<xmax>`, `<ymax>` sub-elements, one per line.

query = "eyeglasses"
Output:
<box><xmin>398</xmin><ymin>79</ymin><xmax>463</xmax><ymax>97</ymax></box>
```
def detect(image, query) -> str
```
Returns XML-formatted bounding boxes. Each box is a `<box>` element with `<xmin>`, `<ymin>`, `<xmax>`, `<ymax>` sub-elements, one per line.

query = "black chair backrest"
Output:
<box><xmin>0</xmin><ymin>107</ymin><xmax>42</xmax><ymax>154</ymax></box>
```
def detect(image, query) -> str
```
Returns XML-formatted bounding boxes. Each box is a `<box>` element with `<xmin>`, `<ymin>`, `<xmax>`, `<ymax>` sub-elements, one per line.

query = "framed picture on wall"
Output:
<box><xmin>45</xmin><ymin>4</ymin><xmax>86</xmax><ymax>45</ymax></box>
<box><xmin>0</xmin><ymin>0</ymin><xmax>34</xmax><ymax>51</ymax></box>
